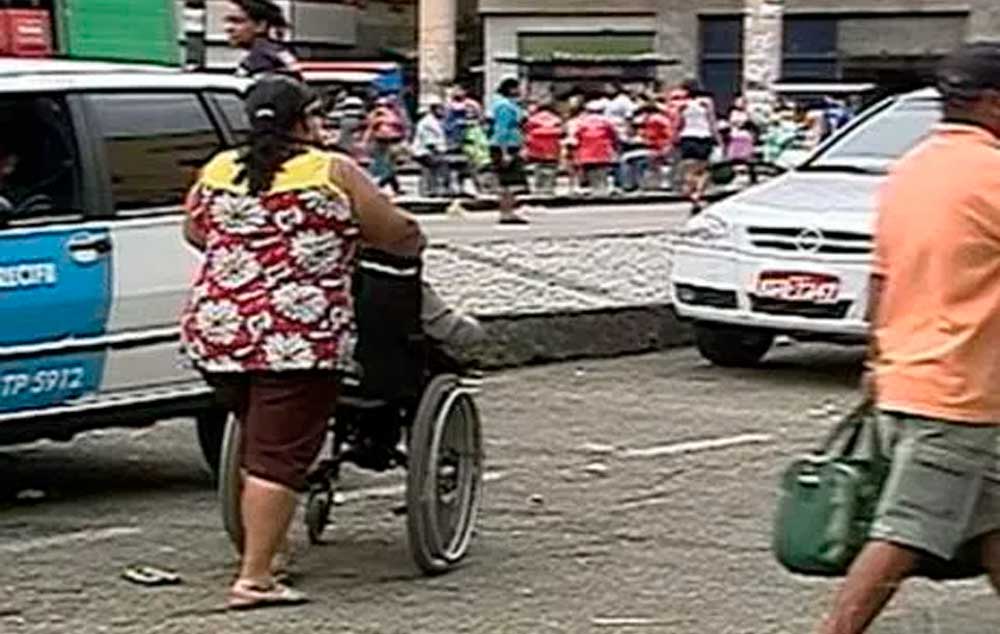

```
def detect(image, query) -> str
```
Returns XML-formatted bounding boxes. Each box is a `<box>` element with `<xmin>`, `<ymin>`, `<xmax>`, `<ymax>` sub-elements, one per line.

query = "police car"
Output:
<box><xmin>670</xmin><ymin>89</ymin><xmax>942</xmax><ymax>367</ymax></box>
<box><xmin>0</xmin><ymin>59</ymin><xmax>250</xmax><ymax>471</ymax></box>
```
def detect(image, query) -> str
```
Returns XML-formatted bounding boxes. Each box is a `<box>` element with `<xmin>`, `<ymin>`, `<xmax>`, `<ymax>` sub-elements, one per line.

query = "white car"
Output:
<box><xmin>670</xmin><ymin>88</ymin><xmax>942</xmax><ymax>367</ymax></box>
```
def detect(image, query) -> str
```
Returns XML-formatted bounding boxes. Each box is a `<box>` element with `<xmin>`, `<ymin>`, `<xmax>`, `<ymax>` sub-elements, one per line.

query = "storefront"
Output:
<box><xmin>483</xmin><ymin>1</ymin><xmax>1000</xmax><ymax>112</ymax></box>
<box><xmin>496</xmin><ymin>52</ymin><xmax>677</xmax><ymax>102</ymax></box>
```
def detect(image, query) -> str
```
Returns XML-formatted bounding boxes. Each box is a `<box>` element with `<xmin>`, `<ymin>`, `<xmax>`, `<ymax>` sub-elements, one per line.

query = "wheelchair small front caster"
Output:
<box><xmin>305</xmin><ymin>488</ymin><xmax>333</xmax><ymax>545</ymax></box>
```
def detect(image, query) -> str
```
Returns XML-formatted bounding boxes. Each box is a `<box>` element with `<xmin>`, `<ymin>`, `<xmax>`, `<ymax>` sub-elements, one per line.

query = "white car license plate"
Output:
<box><xmin>756</xmin><ymin>272</ymin><xmax>841</xmax><ymax>304</ymax></box>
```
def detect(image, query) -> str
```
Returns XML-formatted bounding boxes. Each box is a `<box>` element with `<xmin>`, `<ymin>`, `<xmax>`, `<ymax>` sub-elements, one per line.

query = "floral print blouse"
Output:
<box><xmin>180</xmin><ymin>148</ymin><xmax>361</xmax><ymax>372</ymax></box>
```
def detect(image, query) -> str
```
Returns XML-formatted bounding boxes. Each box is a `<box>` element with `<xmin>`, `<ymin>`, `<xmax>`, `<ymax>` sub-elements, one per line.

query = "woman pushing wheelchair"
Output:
<box><xmin>179</xmin><ymin>75</ymin><xmax>480</xmax><ymax>609</ymax></box>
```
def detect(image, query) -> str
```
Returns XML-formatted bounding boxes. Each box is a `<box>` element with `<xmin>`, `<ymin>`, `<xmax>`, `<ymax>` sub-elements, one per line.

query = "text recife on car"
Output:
<box><xmin>670</xmin><ymin>88</ymin><xmax>942</xmax><ymax>367</ymax></box>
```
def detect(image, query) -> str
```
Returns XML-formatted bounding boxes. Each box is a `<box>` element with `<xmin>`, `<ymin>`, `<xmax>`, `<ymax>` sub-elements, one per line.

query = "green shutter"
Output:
<box><xmin>518</xmin><ymin>33</ymin><xmax>655</xmax><ymax>60</ymax></box>
<box><xmin>57</xmin><ymin>0</ymin><xmax>179</xmax><ymax>65</ymax></box>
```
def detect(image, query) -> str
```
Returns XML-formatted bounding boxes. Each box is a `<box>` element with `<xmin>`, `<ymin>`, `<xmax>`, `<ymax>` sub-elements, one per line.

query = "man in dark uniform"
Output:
<box><xmin>223</xmin><ymin>0</ymin><xmax>300</xmax><ymax>79</ymax></box>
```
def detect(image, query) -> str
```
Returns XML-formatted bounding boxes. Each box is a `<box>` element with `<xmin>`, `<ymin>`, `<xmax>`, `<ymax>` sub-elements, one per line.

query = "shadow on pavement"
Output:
<box><xmin>0</xmin><ymin>421</ymin><xmax>211</xmax><ymax>509</ymax></box>
<box><xmin>756</xmin><ymin>344</ymin><xmax>865</xmax><ymax>387</ymax></box>
<box><xmin>678</xmin><ymin>344</ymin><xmax>865</xmax><ymax>393</ymax></box>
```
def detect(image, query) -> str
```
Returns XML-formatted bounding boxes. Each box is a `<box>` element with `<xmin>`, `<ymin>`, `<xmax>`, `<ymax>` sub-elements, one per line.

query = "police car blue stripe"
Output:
<box><xmin>0</xmin><ymin>228</ymin><xmax>112</xmax><ymax>412</ymax></box>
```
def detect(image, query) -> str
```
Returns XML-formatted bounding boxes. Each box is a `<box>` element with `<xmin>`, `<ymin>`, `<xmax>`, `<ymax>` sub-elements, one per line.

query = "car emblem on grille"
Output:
<box><xmin>796</xmin><ymin>228</ymin><xmax>824</xmax><ymax>252</ymax></box>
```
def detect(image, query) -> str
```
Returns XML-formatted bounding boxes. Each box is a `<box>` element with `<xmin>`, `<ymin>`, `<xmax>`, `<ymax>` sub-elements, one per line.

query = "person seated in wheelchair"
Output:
<box><xmin>334</xmin><ymin>247</ymin><xmax>485</xmax><ymax>471</ymax></box>
<box><xmin>347</xmin><ymin>245</ymin><xmax>486</xmax><ymax>391</ymax></box>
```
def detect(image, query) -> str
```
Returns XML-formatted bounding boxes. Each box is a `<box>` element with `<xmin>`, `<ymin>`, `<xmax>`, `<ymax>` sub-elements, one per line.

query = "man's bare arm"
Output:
<box><xmin>862</xmin><ymin>273</ymin><xmax>884</xmax><ymax>400</ymax></box>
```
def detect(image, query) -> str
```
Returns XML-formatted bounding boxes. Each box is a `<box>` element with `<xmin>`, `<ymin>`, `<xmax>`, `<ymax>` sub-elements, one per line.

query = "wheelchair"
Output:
<box><xmin>216</xmin><ymin>248</ymin><xmax>485</xmax><ymax>575</ymax></box>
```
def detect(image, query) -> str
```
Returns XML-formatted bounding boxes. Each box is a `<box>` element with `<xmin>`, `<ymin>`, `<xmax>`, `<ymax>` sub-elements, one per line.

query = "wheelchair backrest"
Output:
<box><xmin>350</xmin><ymin>248</ymin><xmax>425</xmax><ymax>399</ymax></box>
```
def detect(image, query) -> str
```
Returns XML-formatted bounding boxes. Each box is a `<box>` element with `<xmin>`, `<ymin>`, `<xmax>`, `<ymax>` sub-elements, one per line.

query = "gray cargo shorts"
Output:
<box><xmin>869</xmin><ymin>411</ymin><xmax>1000</xmax><ymax>560</ymax></box>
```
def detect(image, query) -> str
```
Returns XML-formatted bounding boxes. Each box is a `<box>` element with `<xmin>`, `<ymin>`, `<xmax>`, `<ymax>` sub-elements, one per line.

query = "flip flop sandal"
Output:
<box><xmin>122</xmin><ymin>566</ymin><xmax>182</xmax><ymax>586</ymax></box>
<box><xmin>227</xmin><ymin>580</ymin><xmax>308</xmax><ymax>611</ymax></box>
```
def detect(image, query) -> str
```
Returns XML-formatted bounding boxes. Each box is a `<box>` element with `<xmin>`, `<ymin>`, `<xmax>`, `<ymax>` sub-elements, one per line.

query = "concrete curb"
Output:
<box><xmin>399</xmin><ymin>188</ymin><xmax>739</xmax><ymax>215</ymax></box>
<box><xmin>472</xmin><ymin>304</ymin><xmax>692</xmax><ymax>370</ymax></box>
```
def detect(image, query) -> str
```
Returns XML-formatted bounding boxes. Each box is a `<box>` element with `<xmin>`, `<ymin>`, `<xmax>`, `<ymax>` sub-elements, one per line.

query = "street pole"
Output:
<box><xmin>418</xmin><ymin>0</ymin><xmax>457</xmax><ymax>105</ymax></box>
<box><xmin>743</xmin><ymin>0</ymin><xmax>783</xmax><ymax>123</ymax></box>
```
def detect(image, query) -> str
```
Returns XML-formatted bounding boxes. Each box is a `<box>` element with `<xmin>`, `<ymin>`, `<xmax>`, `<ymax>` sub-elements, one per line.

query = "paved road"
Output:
<box><xmin>421</xmin><ymin>202</ymin><xmax>690</xmax><ymax>245</ymax></box>
<box><xmin>2</xmin><ymin>344</ymin><xmax>997</xmax><ymax>634</ymax></box>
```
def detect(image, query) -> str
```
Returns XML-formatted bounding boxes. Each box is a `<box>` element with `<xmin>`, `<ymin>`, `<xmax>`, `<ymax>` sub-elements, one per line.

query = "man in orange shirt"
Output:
<box><xmin>821</xmin><ymin>42</ymin><xmax>1000</xmax><ymax>634</ymax></box>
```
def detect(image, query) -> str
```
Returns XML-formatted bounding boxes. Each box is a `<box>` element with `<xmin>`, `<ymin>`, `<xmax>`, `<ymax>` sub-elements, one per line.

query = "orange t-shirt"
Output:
<box><xmin>873</xmin><ymin>124</ymin><xmax>1000</xmax><ymax>424</ymax></box>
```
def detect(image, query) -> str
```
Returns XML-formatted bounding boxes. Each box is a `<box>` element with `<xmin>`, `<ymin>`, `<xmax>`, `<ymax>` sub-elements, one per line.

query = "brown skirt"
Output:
<box><xmin>206</xmin><ymin>371</ymin><xmax>338</xmax><ymax>492</ymax></box>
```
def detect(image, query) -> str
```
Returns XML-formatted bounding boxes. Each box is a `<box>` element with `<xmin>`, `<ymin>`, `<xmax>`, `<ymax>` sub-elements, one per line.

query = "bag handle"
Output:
<box><xmin>816</xmin><ymin>398</ymin><xmax>880</xmax><ymax>459</ymax></box>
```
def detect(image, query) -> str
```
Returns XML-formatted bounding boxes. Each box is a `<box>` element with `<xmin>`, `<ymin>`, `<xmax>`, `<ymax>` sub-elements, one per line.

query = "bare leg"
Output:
<box><xmin>498</xmin><ymin>187</ymin><xmax>528</xmax><ymax>224</ymax></box>
<box><xmin>819</xmin><ymin>540</ymin><xmax>918</xmax><ymax>634</ymax></box>
<box><xmin>693</xmin><ymin>162</ymin><xmax>711</xmax><ymax>202</ymax></box>
<box><xmin>980</xmin><ymin>530</ymin><xmax>1000</xmax><ymax>594</ymax></box>
<box><xmin>499</xmin><ymin>188</ymin><xmax>514</xmax><ymax>216</ymax></box>
<box><xmin>237</xmin><ymin>475</ymin><xmax>298</xmax><ymax>583</ymax></box>
<box><xmin>679</xmin><ymin>160</ymin><xmax>694</xmax><ymax>198</ymax></box>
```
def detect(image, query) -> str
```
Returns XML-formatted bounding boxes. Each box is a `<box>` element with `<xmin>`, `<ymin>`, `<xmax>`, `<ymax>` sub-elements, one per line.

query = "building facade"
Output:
<box><xmin>179</xmin><ymin>0</ymin><xmax>419</xmax><ymax>70</ymax></box>
<box><xmin>480</xmin><ymin>0</ymin><xmax>1000</xmax><ymax>108</ymax></box>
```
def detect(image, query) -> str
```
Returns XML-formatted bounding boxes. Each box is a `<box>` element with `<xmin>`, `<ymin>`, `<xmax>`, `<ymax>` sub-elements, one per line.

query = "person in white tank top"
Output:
<box><xmin>680</xmin><ymin>98</ymin><xmax>714</xmax><ymax>140</ymax></box>
<box><xmin>676</xmin><ymin>79</ymin><xmax>720</xmax><ymax>214</ymax></box>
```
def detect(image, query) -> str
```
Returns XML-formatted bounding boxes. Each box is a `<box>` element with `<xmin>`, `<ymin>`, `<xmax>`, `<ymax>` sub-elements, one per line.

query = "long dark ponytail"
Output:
<box><xmin>236</xmin><ymin>74</ymin><xmax>320</xmax><ymax>194</ymax></box>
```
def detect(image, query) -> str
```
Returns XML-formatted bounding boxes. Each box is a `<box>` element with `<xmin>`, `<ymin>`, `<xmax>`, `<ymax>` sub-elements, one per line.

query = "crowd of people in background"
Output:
<box><xmin>224</xmin><ymin>1</ymin><xmax>859</xmax><ymax>217</ymax></box>
<box><xmin>222</xmin><ymin>0</ymin><xmax>860</xmax><ymax>220</ymax></box>
<box><xmin>316</xmin><ymin>77</ymin><xmax>859</xmax><ymax>216</ymax></box>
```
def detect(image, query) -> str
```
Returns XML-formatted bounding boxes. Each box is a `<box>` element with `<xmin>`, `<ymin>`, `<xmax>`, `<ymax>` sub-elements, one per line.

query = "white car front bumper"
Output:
<box><xmin>670</xmin><ymin>244</ymin><xmax>870</xmax><ymax>341</ymax></box>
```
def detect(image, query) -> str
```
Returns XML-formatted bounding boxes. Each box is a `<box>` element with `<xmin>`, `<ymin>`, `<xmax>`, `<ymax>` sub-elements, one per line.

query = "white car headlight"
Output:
<box><xmin>676</xmin><ymin>213</ymin><xmax>731</xmax><ymax>244</ymax></box>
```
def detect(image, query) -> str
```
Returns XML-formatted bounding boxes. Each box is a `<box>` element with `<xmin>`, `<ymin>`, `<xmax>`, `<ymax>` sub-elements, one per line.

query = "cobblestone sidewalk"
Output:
<box><xmin>424</xmin><ymin>232</ymin><xmax>674</xmax><ymax>317</ymax></box>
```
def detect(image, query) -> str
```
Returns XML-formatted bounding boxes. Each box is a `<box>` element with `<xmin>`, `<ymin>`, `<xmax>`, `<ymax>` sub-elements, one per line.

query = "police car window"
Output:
<box><xmin>89</xmin><ymin>92</ymin><xmax>222</xmax><ymax>212</ymax></box>
<box><xmin>0</xmin><ymin>95</ymin><xmax>81</xmax><ymax>225</ymax></box>
<box><xmin>213</xmin><ymin>92</ymin><xmax>250</xmax><ymax>145</ymax></box>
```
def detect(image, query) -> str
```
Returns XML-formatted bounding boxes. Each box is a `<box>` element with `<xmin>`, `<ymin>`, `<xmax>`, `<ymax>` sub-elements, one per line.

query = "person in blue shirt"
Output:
<box><xmin>489</xmin><ymin>78</ymin><xmax>529</xmax><ymax>225</ymax></box>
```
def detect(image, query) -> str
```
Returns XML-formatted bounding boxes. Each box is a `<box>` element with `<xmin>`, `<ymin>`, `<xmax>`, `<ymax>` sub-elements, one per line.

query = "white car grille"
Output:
<box><xmin>745</xmin><ymin>227</ymin><xmax>872</xmax><ymax>256</ymax></box>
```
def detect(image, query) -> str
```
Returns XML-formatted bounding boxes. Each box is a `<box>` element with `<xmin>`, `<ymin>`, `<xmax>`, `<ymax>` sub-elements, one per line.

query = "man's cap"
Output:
<box><xmin>937</xmin><ymin>41</ymin><xmax>1000</xmax><ymax>100</ymax></box>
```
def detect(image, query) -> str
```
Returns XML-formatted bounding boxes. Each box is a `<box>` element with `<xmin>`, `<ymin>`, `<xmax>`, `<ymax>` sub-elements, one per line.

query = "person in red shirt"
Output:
<box><xmin>634</xmin><ymin>100</ymin><xmax>674</xmax><ymax>190</ymax></box>
<box><xmin>523</xmin><ymin>100</ymin><xmax>565</xmax><ymax>196</ymax></box>
<box><xmin>571</xmin><ymin>99</ymin><xmax>619</xmax><ymax>196</ymax></box>
<box><xmin>663</xmin><ymin>87</ymin><xmax>690</xmax><ymax>191</ymax></box>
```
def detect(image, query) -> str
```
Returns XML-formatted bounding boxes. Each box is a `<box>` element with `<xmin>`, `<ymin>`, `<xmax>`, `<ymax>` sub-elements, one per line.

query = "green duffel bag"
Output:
<box><xmin>773</xmin><ymin>400</ymin><xmax>889</xmax><ymax>577</ymax></box>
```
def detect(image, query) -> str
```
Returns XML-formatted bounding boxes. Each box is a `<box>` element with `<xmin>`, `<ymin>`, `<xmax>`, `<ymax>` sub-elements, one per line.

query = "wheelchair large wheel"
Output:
<box><xmin>195</xmin><ymin>407</ymin><xmax>227</xmax><ymax>481</ymax></box>
<box><xmin>406</xmin><ymin>374</ymin><xmax>484</xmax><ymax>575</ymax></box>
<box><xmin>218</xmin><ymin>413</ymin><xmax>244</xmax><ymax>554</ymax></box>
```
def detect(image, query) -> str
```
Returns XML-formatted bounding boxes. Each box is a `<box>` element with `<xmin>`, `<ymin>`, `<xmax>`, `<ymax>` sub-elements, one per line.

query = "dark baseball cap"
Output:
<box><xmin>937</xmin><ymin>41</ymin><xmax>1000</xmax><ymax>100</ymax></box>
<box><xmin>244</xmin><ymin>74</ymin><xmax>321</xmax><ymax>131</ymax></box>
